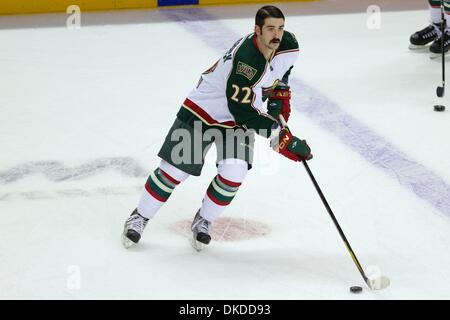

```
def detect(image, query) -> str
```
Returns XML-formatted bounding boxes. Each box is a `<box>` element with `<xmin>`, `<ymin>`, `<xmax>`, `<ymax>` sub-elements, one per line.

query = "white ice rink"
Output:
<box><xmin>1</xmin><ymin>0</ymin><xmax>450</xmax><ymax>299</ymax></box>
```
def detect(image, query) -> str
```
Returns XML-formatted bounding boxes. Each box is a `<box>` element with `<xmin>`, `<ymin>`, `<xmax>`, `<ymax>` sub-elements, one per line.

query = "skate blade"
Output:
<box><xmin>430</xmin><ymin>51</ymin><xmax>449</xmax><ymax>59</ymax></box>
<box><xmin>190</xmin><ymin>237</ymin><xmax>205</xmax><ymax>252</ymax></box>
<box><xmin>366</xmin><ymin>276</ymin><xmax>390</xmax><ymax>290</ymax></box>
<box><xmin>408</xmin><ymin>44</ymin><xmax>429</xmax><ymax>51</ymax></box>
<box><xmin>122</xmin><ymin>234</ymin><xmax>136</xmax><ymax>249</ymax></box>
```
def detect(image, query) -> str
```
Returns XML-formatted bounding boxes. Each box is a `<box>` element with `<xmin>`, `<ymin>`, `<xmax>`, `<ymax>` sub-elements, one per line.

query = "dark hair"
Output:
<box><xmin>255</xmin><ymin>5</ymin><xmax>285</xmax><ymax>29</ymax></box>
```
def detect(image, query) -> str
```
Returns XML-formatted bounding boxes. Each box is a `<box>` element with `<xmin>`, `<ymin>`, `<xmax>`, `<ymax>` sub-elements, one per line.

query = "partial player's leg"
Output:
<box><xmin>191</xmin><ymin>158</ymin><xmax>249</xmax><ymax>251</ymax></box>
<box><xmin>190</xmin><ymin>127</ymin><xmax>254</xmax><ymax>251</ymax></box>
<box><xmin>430</xmin><ymin>0</ymin><xmax>450</xmax><ymax>57</ymax></box>
<box><xmin>409</xmin><ymin>0</ymin><xmax>441</xmax><ymax>49</ymax></box>
<box><xmin>122</xmin><ymin>160</ymin><xmax>190</xmax><ymax>248</ymax></box>
<box><xmin>122</xmin><ymin>116</ymin><xmax>211</xmax><ymax>248</ymax></box>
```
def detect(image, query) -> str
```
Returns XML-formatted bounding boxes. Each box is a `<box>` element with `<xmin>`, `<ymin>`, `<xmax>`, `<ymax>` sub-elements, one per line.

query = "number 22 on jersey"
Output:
<box><xmin>231</xmin><ymin>85</ymin><xmax>252</xmax><ymax>104</ymax></box>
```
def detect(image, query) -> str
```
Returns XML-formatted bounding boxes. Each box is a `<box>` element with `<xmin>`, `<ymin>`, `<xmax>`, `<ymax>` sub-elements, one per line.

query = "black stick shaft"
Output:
<box><xmin>301</xmin><ymin>160</ymin><xmax>369</xmax><ymax>283</ymax></box>
<box><xmin>442</xmin><ymin>0</ymin><xmax>446</xmax><ymax>90</ymax></box>
<box><xmin>277</xmin><ymin>114</ymin><xmax>370</xmax><ymax>284</ymax></box>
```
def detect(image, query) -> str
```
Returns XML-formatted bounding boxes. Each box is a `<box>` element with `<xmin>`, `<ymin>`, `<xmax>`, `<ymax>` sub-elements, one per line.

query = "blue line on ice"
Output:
<box><xmin>161</xmin><ymin>8</ymin><xmax>450</xmax><ymax>218</ymax></box>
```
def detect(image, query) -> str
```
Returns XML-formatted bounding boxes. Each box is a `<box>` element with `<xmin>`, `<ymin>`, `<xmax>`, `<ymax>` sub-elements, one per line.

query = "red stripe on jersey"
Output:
<box><xmin>145</xmin><ymin>183</ymin><xmax>167</xmax><ymax>202</ymax></box>
<box><xmin>217</xmin><ymin>175</ymin><xmax>242</xmax><ymax>187</ymax></box>
<box><xmin>183</xmin><ymin>98</ymin><xmax>236</xmax><ymax>127</ymax></box>
<box><xmin>252</xmin><ymin>33</ymin><xmax>260</xmax><ymax>51</ymax></box>
<box><xmin>160</xmin><ymin>169</ymin><xmax>180</xmax><ymax>185</ymax></box>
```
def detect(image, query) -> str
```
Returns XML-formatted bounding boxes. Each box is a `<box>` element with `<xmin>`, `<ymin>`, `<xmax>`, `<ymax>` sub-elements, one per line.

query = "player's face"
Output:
<box><xmin>256</xmin><ymin>18</ymin><xmax>285</xmax><ymax>51</ymax></box>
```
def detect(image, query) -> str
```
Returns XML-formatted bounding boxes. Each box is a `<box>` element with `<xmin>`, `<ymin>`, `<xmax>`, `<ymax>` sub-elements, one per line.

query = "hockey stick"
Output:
<box><xmin>278</xmin><ymin>115</ymin><xmax>390</xmax><ymax>290</ymax></box>
<box><xmin>437</xmin><ymin>0</ymin><xmax>446</xmax><ymax>97</ymax></box>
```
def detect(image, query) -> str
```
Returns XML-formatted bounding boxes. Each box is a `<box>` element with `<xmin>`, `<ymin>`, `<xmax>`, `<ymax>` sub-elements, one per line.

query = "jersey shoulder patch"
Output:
<box><xmin>236</xmin><ymin>61</ymin><xmax>258</xmax><ymax>81</ymax></box>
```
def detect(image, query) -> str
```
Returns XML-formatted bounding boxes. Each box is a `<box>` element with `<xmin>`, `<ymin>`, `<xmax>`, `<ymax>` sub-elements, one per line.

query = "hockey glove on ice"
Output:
<box><xmin>271</xmin><ymin>128</ymin><xmax>312</xmax><ymax>162</ymax></box>
<box><xmin>267</xmin><ymin>85</ymin><xmax>291</xmax><ymax>122</ymax></box>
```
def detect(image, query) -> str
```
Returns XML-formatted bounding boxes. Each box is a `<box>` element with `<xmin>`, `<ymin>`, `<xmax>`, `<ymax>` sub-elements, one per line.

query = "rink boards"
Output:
<box><xmin>0</xmin><ymin>0</ymin><xmax>315</xmax><ymax>15</ymax></box>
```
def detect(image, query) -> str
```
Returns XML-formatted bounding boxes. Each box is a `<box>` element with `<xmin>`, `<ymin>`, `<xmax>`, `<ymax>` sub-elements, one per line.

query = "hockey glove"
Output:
<box><xmin>267</xmin><ymin>84</ymin><xmax>291</xmax><ymax>122</ymax></box>
<box><xmin>271</xmin><ymin>128</ymin><xmax>312</xmax><ymax>162</ymax></box>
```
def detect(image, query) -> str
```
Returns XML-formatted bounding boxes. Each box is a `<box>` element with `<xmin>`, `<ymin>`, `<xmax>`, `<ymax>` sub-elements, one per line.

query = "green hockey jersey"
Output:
<box><xmin>178</xmin><ymin>31</ymin><xmax>299</xmax><ymax>136</ymax></box>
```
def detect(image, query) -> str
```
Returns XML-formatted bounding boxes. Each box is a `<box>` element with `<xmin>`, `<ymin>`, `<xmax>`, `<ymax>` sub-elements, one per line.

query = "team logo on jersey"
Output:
<box><xmin>236</xmin><ymin>61</ymin><xmax>257</xmax><ymax>81</ymax></box>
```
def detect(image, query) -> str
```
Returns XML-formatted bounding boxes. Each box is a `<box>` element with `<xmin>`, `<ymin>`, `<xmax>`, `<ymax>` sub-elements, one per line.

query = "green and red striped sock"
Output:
<box><xmin>206</xmin><ymin>174</ymin><xmax>241</xmax><ymax>206</ymax></box>
<box><xmin>145</xmin><ymin>168</ymin><xmax>180</xmax><ymax>202</ymax></box>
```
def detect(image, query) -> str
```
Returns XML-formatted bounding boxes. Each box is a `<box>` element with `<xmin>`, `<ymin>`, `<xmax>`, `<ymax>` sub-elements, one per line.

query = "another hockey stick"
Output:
<box><xmin>278</xmin><ymin>115</ymin><xmax>390</xmax><ymax>290</ymax></box>
<box><xmin>437</xmin><ymin>0</ymin><xmax>446</xmax><ymax>97</ymax></box>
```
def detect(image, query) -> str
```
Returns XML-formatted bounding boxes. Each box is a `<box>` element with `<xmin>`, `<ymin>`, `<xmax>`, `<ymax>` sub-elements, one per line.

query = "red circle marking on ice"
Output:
<box><xmin>170</xmin><ymin>217</ymin><xmax>271</xmax><ymax>241</ymax></box>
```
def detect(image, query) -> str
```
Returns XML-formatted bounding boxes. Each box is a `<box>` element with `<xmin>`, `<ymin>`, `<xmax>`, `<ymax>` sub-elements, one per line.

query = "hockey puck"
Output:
<box><xmin>434</xmin><ymin>105</ymin><xmax>446</xmax><ymax>112</ymax></box>
<box><xmin>350</xmin><ymin>286</ymin><xmax>363</xmax><ymax>294</ymax></box>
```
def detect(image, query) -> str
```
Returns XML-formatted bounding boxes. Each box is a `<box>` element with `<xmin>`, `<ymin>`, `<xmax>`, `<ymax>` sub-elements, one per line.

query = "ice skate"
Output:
<box><xmin>190</xmin><ymin>210</ymin><xmax>212</xmax><ymax>252</ymax></box>
<box><xmin>430</xmin><ymin>30</ymin><xmax>450</xmax><ymax>59</ymax></box>
<box><xmin>409</xmin><ymin>24</ymin><xmax>440</xmax><ymax>50</ymax></box>
<box><xmin>122</xmin><ymin>209</ymin><xmax>149</xmax><ymax>249</ymax></box>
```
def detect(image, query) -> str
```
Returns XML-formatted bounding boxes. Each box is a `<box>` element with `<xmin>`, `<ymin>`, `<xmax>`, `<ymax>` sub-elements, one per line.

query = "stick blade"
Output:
<box><xmin>366</xmin><ymin>276</ymin><xmax>390</xmax><ymax>290</ymax></box>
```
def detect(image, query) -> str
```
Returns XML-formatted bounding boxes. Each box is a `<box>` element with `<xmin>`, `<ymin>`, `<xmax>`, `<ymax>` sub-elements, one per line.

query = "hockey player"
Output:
<box><xmin>409</xmin><ymin>0</ymin><xmax>450</xmax><ymax>57</ymax></box>
<box><xmin>122</xmin><ymin>6</ymin><xmax>312</xmax><ymax>251</ymax></box>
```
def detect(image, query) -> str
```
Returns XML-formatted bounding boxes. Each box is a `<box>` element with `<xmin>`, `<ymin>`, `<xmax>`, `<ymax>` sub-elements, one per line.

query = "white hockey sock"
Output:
<box><xmin>430</xmin><ymin>2</ymin><xmax>442</xmax><ymax>25</ymax></box>
<box><xmin>137</xmin><ymin>160</ymin><xmax>190</xmax><ymax>220</ymax></box>
<box><xmin>199</xmin><ymin>159</ymin><xmax>248</xmax><ymax>222</ymax></box>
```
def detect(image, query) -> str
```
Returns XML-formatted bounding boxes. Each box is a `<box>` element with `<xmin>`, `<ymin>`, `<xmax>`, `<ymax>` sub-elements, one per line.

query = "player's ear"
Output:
<box><xmin>254</xmin><ymin>25</ymin><xmax>261</xmax><ymax>36</ymax></box>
